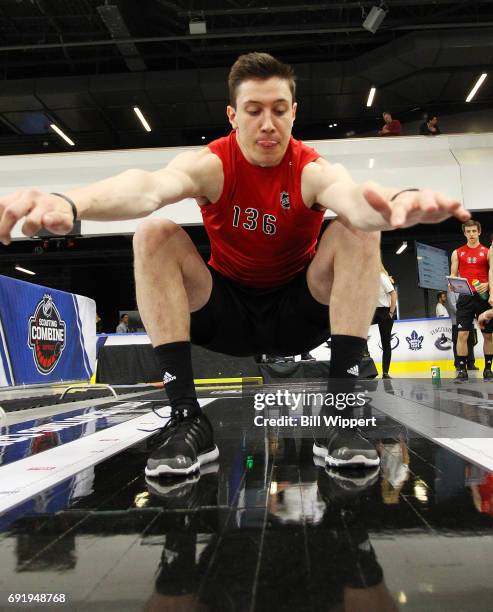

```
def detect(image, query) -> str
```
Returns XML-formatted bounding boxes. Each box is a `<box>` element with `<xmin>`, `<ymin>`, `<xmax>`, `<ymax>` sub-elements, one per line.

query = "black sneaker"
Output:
<box><xmin>300</xmin><ymin>351</ymin><xmax>316</xmax><ymax>361</ymax></box>
<box><xmin>483</xmin><ymin>369</ymin><xmax>493</xmax><ymax>381</ymax></box>
<box><xmin>145</xmin><ymin>409</ymin><xmax>219</xmax><ymax>478</ymax></box>
<box><xmin>455</xmin><ymin>369</ymin><xmax>468</xmax><ymax>381</ymax></box>
<box><xmin>382</xmin><ymin>373</ymin><xmax>392</xmax><ymax>379</ymax></box>
<box><xmin>313</xmin><ymin>429</ymin><xmax>380</xmax><ymax>469</ymax></box>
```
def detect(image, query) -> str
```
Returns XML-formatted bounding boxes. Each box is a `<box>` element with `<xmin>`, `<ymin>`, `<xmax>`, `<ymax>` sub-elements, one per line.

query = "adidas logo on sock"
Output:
<box><xmin>162</xmin><ymin>371</ymin><xmax>177</xmax><ymax>385</ymax></box>
<box><xmin>347</xmin><ymin>364</ymin><xmax>359</xmax><ymax>377</ymax></box>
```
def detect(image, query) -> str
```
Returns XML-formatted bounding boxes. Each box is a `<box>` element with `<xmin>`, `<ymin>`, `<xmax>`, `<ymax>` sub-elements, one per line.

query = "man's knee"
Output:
<box><xmin>133</xmin><ymin>219</ymin><xmax>181</xmax><ymax>256</ymax></box>
<box><xmin>331</xmin><ymin>220</ymin><xmax>380</xmax><ymax>256</ymax></box>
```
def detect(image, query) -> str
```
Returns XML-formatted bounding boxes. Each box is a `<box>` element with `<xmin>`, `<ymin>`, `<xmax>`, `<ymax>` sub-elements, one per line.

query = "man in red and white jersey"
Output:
<box><xmin>450</xmin><ymin>219</ymin><xmax>493</xmax><ymax>380</ymax></box>
<box><xmin>0</xmin><ymin>53</ymin><xmax>470</xmax><ymax>477</ymax></box>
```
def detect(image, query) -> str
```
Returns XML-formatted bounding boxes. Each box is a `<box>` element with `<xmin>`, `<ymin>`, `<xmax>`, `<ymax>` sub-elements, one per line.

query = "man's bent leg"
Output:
<box><xmin>307</xmin><ymin>219</ymin><xmax>381</xmax><ymax>468</ymax></box>
<box><xmin>133</xmin><ymin>219</ymin><xmax>218</xmax><ymax>477</ymax></box>
<box><xmin>133</xmin><ymin>218</ymin><xmax>212</xmax><ymax>346</ymax></box>
<box><xmin>307</xmin><ymin>218</ymin><xmax>380</xmax><ymax>377</ymax></box>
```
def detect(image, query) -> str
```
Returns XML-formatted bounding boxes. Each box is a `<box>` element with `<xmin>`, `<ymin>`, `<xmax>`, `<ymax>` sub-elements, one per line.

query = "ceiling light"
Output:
<box><xmin>362</xmin><ymin>6</ymin><xmax>387</xmax><ymax>34</ymax></box>
<box><xmin>466</xmin><ymin>73</ymin><xmax>487</xmax><ymax>102</ymax></box>
<box><xmin>15</xmin><ymin>265</ymin><xmax>35</xmax><ymax>276</ymax></box>
<box><xmin>369</xmin><ymin>158</ymin><xmax>374</xmax><ymax>168</ymax></box>
<box><xmin>396</xmin><ymin>241</ymin><xmax>407</xmax><ymax>255</ymax></box>
<box><xmin>366</xmin><ymin>87</ymin><xmax>376</xmax><ymax>107</ymax></box>
<box><xmin>50</xmin><ymin>124</ymin><xmax>75</xmax><ymax>146</ymax></box>
<box><xmin>133</xmin><ymin>107</ymin><xmax>151</xmax><ymax>132</ymax></box>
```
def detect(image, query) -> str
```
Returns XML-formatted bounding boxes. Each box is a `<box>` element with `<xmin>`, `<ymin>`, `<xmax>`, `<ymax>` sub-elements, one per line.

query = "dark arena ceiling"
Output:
<box><xmin>0</xmin><ymin>0</ymin><xmax>492</xmax><ymax>154</ymax></box>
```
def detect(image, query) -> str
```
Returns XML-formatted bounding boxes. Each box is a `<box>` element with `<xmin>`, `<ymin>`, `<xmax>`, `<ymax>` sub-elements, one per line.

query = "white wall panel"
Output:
<box><xmin>1</xmin><ymin>132</ymin><xmax>492</xmax><ymax>239</ymax></box>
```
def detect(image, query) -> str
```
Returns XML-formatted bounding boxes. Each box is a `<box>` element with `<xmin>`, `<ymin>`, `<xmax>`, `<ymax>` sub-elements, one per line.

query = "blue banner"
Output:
<box><xmin>0</xmin><ymin>275</ymin><xmax>95</xmax><ymax>386</ymax></box>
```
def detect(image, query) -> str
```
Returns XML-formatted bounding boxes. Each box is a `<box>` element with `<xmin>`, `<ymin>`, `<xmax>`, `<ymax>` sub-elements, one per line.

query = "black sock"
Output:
<box><xmin>485</xmin><ymin>354</ymin><xmax>493</xmax><ymax>370</ymax></box>
<box><xmin>153</xmin><ymin>341</ymin><xmax>201</xmax><ymax>416</ymax></box>
<box><xmin>329</xmin><ymin>335</ymin><xmax>366</xmax><ymax>378</ymax></box>
<box><xmin>457</xmin><ymin>357</ymin><xmax>467</xmax><ymax>370</ymax></box>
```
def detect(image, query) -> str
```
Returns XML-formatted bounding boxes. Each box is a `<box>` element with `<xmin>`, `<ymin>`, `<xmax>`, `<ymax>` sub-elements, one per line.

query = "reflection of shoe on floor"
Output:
<box><xmin>455</xmin><ymin>369</ymin><xmax>468</xmax><ymax>381</ymax></box>
<box><xmin>145</xmin><ymin>410</ymin><xmax>219</xmax><ymax>478</ymax></box>
<box><xmin>483</xmin><ymin>369</ymin><xmax>493</xmax><ymax>381</ymax></box>
<box><xmin>313</xmin><ymin>429</ymin><xmax>380</xmax><ymax>469</ymax></box>
<box><xmin>146</xmin><ymin>462</ymin><xmax>220</xmax><ymax>509</ymax></box>
<box><xmin>317</xmin><ymin>464</ymin><xmax>380</xmax><ymax>507</ymax></box>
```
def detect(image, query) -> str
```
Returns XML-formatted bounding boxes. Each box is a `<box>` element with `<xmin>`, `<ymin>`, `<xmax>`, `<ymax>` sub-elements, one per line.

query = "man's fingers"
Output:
<box><xmin>435</xmin><ymin>192</ymin><xmax>470</xmax><ymax>222</ymax></box>
<box><xmin>42</xmin><ymin>211</ymin><xmax>73</xmax><ymax>234</ymax></box>
<box><xmin>0</xmin><ymin>196</ymin><xmax>36</xmax><ymax>244</ymax></box>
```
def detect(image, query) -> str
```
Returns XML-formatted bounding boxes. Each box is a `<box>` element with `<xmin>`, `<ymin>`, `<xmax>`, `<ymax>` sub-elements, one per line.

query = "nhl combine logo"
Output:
<box><xmin>28</xmin><ymin>294</ymin><xmax>66</xmax><ymax>374</ymax></box>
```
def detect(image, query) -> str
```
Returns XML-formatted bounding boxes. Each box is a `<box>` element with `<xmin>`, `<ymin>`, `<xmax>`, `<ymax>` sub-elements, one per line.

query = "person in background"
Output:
<box><xmin>378</xmin><ymin>111</ymin><xmax>401</xmax><ymax>137</ymax></box>
<box><xmin>116</xmin><ymin>313</ymin><xmax>129</xmax><ymax>334</ymax></box>
<box><xmin>372</xmin><ymin>264</ymin><xmax>397</xmax><ymax>379</ymax></box>
<box><xmin>450</xmin><ymin>219</ymin><xmax>493</xmax><ymax>380</ymax></box>
<box><xmin>96</xmin><ymin>312</ymin><xmax>103</xmax><ymax>334</ymax></box>
<box><xmin>447</xmin><ymin>288</ymin><xmax>478</xmax><ymax>370</ymax></box>
<box><xmin>419</xmin><ymin>114</ymin><xmax>441</xmax><ymax>136</ymax></box>
<box><xmin>436</xmin><ymin>291</ymin><xmax>449</xmax><ymax>317</ymax></box>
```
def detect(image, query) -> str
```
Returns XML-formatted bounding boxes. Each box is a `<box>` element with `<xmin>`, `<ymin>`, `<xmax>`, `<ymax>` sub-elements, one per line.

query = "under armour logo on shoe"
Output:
<box><xmin>162</xmin><ymin>371</ymin><xmax>177</xmax><ymax>385</ymax></box>
<box><xmin>347</xmin><ymin>365</ymin><xmax>359</xmax><ymax>377</ymax></box>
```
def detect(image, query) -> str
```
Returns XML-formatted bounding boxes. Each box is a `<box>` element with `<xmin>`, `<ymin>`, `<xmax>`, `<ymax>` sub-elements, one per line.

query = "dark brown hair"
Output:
<box><xmin>228</xmin><ymin>52</ymin><xmax>296</xmax><ymax>107</ymax></box>
<box><xmin>462</xmin><ymin>219</ymin><xmax>481</xmax><ymax>233</ymax></box>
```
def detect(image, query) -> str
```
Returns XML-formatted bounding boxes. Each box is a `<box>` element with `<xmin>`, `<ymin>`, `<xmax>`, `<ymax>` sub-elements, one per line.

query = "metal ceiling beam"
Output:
<box><xmin>175</xmin><ymin>0</ymin><xmax>493</xmax><ymax>17</ymax></box>
<box><xmin>1</xmin><ymin>22</ymin><xmax>493</xmax><ymax>52</ymax></box>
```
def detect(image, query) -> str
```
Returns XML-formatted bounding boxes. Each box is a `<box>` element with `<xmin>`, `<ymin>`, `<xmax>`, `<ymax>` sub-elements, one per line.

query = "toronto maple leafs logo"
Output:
<box><xmin>405</xmin><ymin>330</ymin><xmax>424</xmax><ymax>351</ymax></box>
<box><xmin>280</xmin><ymin>191</ymin><xmax>290</xmax><ymax>209</ymax></box>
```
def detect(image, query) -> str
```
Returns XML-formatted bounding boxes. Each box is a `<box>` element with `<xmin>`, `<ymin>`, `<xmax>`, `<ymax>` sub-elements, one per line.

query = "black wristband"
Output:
<box><xmin>390</xmin><ymin>188</ymin><xmax>420</xmax><ymax>202</ymax></box>
<box><xmin>50</xmin><ymin>192</ymin><xmax>77</xmax><ymax>224</ymax></box>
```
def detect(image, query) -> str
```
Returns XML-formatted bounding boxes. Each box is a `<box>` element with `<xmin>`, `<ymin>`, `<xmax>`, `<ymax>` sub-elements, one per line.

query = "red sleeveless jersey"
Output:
<box><xmin>203</xmin><ymin>131</ymin><xmax>324</xmax><ymax>288</ymax></box>
<box><xmin>457</xmin><ymin>244</ymin><xmax>490</xmax><ymax>288</ymax></box>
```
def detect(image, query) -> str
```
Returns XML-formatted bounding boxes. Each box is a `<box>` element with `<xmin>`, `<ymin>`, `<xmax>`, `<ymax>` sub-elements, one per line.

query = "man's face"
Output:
<box><xmin>226</xmin><ymin>77</ymin><xmax>297</xmax><ymax>167</ymax></box>
<box><xmin>429</xmin><ymin>116</ymin><xmax>438</xmax><ymax>126</ymax></box>
<box><xmin>439</xmin><ymin>293</ymin><xmax>447</xmax><ymax>303</ymax></box>
<box><xmin>464</xmin><ymin>225</ymin><xmax>480</xmax><ymax>244</ymax></box>
<box><xmin>383</xmin><ymin>112</ymin><xmax>392</xmax><ymax>124</ymax></box>
<box><xmin>123</xmin><ymin>315</ymin><xmax>129</xmax><ymax>324</ymax></box>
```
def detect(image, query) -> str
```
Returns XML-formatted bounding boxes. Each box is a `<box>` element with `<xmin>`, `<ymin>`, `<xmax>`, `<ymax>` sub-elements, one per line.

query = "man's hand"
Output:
<box><xmin>362</xmin><ymin>187</ymin><xmax>470</xmax><ymax>229</ymax></box>
<box><xmin>476</xmin><ymin>282</ymin><xmax>489</xmax><ymax>294</ymax></box>
<box><xmin>0</xmin><ymin>190</ymin><xmax>74</xmax><ymax>245</ymax></box>
<box><xmin>478</xmin><ymin>309</ymin><xmax>493</xmax><ymax>330</ymax></box>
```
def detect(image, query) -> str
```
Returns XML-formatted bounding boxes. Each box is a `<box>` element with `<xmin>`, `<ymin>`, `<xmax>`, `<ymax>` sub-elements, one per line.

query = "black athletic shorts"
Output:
<box><xmin>190</xmin><ymin>265</ymin><xmax>330</xmax><ymax>357</ymax></box>
<box><xmin>456</xmin><ymin>294</ymin><xmax>493</xmax><ymax>333</ymax></box>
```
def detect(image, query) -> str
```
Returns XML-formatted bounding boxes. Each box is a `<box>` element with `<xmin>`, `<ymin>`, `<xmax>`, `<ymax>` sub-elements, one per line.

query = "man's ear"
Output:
<box><xmin>227</xmin><ymin>105</ymin><xmax>237</xmax><ymax>129</ymax></box>
<box><xmin>292</xmin><ymin>102</ymin><xmax>297</xmax><ymax>123</ymax></box>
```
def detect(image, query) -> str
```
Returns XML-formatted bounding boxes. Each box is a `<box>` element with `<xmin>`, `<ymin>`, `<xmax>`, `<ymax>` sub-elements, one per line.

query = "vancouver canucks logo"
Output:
<box><xmin>280</xmin><ymin>191</ymin><xmax>290</xmax><ymax>209</ymax></box>
<box><xmin>405</xmin><ymin>330</ymin><xmax>424</xmax><ymax>351</ymax></box>
<box><xmin>28</xmin><ymin>294</ymin><xmax>66</xmax><ymax>374</ymax></box>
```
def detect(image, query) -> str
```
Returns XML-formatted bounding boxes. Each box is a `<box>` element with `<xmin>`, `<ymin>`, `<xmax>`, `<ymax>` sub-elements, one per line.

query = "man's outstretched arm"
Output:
<box><xmin>302</xmin><ymin>157</ymin><xmax>470</xmax><ymax>231</ymax></box>
<box><xmin>0</xmin><ymin>148</ymin><xmax>221</xmax><ymax>245</ymax></box>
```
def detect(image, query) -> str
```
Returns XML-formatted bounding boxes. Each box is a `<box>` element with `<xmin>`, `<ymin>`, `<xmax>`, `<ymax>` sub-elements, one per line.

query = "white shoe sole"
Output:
<box><xmin>326</xmin><ymin>454</ymin><xmax>380</xmax><ymax>468</ymax></box>
<box><xmin>313</xmin><ymin>443</ymin><xmax>380</xmax><ymax>468</ymax></box>
<box><xmin>145</xmin><ymin>445</ymin><xmax>219</xmax><ymax>478</ymax></box>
